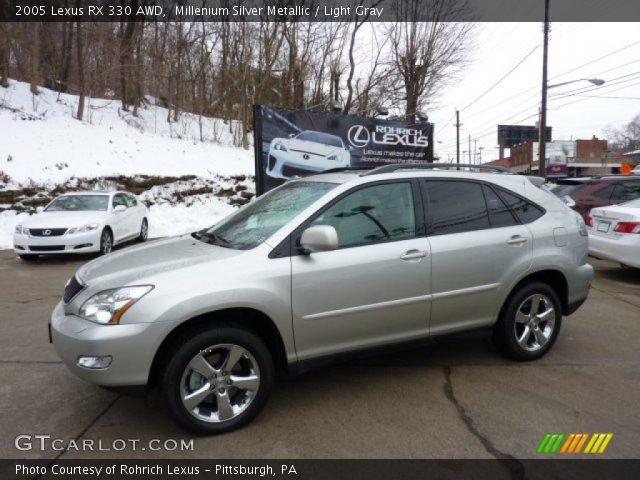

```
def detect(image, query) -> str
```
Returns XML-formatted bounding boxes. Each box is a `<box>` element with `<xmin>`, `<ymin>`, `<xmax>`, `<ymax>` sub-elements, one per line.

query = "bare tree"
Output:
<box><xmin>389</xmin><ymin>0</ymin><xmax>471</xmax><ymax>121</ymax></box>
<box><xmin>0</xmin><ymin>23</ymin><xmax>10</xmax><ymax>88</ymax></box>
<box><xmin>76</xmin><ymin>18</ymin><xmax>85</xmax><ymax>120</ymax></box>
<box><xmin>30</xmin><ymin>23</ymin><xmax>40</xmax><ymax>95</ymax></box>
<box><xmin>606</xmin><ymin>114</ymin><xmax>640</xmax><ymax>151</ymax></box>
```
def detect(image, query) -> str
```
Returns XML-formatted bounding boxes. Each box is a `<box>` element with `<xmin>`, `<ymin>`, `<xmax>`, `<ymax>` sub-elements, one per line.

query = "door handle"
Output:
<box><xmin>506</xmin><ymin>236</ymin><xmax>528</xmax><ymax>246</ymax></box>
<box><xmin>400</xmin><ymin>250</ymin><xmax>428</xmax><ymax>261</ymax></box>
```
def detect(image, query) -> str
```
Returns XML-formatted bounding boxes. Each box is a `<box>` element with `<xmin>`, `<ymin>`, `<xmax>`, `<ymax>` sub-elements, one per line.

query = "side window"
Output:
<box><xmin>126</xmin><ymin>195</ymin><xmax>138</xmax><ymax>207</ymax></box>
<box><xmin>310</xmin><ymin>182</ymin><xmax>416</xmax><ymax>248</ymax></box>
<box><xmin>612</xmin><ymin>182</ymin><xmax>640</xmax><ymax>202</ymax></box>
<box><xmin>483</xmin><ymin>185</ymin><xmax>518</xmax><ymax>227</ymax></box>
<box><xmin>496</xmin><ymin>188</ymin><xmax>544</xmax><ymax>224</ymax></box>
<box><xmin>425</xmin><ymin>181</ymin><xmax>490</xmax><ymax>235</ymax></box>
<box><xmin>113</xmin><ymin>194</ymin><xmax>127</xmax><ymax>208</ymax></box>
<box><xmin>593</xmin><ymin>184</ymin><xmax>615</xmax><ymax>200</ymax></box>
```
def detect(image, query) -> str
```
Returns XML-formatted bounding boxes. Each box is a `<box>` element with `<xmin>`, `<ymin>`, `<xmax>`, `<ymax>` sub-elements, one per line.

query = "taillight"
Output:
<box><xmin>613</xmin><ymin>222</ymin><xmax>640</xmax><ymax>234</ymax></box>
<box><xmin>585</xmin><ymin>215</ymin><xmax>593</xmax><ymax>227</ymax></box>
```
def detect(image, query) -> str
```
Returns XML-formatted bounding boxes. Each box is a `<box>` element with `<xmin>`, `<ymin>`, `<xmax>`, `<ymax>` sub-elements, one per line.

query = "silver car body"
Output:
<box><xmin>51</xmin><ymin>171</ymin><xmax>593</xmax><ymax>387</ymax></box>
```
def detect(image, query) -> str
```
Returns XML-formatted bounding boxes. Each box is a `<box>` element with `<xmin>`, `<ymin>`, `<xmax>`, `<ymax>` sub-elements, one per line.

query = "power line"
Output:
<box><xmin>458</xmin><ymin>45</ymin><xmax>540</xmax><ymax>113</ymax></box>
<box><xmin>548</xmin><ymin>39</ymin><xmax>640</xmax><ymax>82</ymax></box>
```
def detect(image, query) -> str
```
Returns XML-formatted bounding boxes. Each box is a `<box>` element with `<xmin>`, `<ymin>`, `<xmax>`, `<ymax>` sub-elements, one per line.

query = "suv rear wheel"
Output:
<box><xmin>162</xmin><ymin>326</ymin><xmax>274</xmax><ymax>435</ymax></box>
<box><xmin>494</xmin><ymin>282</ymin><xmax>562</xmax><ymax>361</ymax></box>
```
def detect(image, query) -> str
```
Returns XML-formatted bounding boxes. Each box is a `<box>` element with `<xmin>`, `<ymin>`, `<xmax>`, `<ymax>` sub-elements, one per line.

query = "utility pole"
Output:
<box><xmin>538</xmin><ymin>0</ymin><xmax>550</xmax><ymax>178</ymax></box>
<box><xmin>479</xmin><ymin>146</ymin><xmax>484</xmax><ymax>164</ymax></box>
<box><xmin>468</xmin><ymin>135</ymin><xmax>472</xmax><ymax>165</ymax></box>
<box><xmin>455</xmin><ymin>110</ymin><xmax>461</xmax><ymax>164</ymax></box>
<box><xmin>473</xmin><ymin>138</ymin><xmax>477</xmax><ymax>165</ymax></box>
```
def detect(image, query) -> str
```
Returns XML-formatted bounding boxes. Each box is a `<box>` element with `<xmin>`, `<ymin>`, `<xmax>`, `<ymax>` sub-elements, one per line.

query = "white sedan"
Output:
<box><xmin>587</xmin><ymin>198</ymin><xmax>640</xmax><ymax>268</ymax></box>
<box><xmin>13</xmin><ymin>191</ymin><xmax>148</xmax><ymax>261</ymax></box>
<box><xmin>266</xmin><ymin>130</ymin><xmax>351</xmax><ymax>179</ymax></box>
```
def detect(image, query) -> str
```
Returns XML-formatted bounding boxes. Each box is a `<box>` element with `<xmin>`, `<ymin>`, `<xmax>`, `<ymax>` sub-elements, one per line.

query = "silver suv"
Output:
<box><xmin>51</xmin><ymin>165</ymin><xmax>593</xmax><ymax>434</ymax></box>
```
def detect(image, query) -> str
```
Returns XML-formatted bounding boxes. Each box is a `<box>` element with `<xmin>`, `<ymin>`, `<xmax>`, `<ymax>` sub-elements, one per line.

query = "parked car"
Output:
<box><xmin>632</xmin><ymin>165</ymin><xmax>640</xmax><ymax>175</ymax></box>
<box><xmin>587</xmin><ymin>197</ymin><xmax>640</xmax><ymax>268</ymax></box>
<box><xmin>14</xmin><ymin>191</ymin><xmax>148</xmax><ymax>261</ymax></box>
<box><xmin>551</xmin><ymin>175</ymin><xmax>640</xmax><ymax>220</ymax></box>
<box><xmin>266</xmin><ymin>130</ymin><xmax>351</xmax><ymax>179</ymax></box>
<box><xmin>51</xmin><ymin>167</ymin><xmax>593</xmax><ymax>434</ymax></box>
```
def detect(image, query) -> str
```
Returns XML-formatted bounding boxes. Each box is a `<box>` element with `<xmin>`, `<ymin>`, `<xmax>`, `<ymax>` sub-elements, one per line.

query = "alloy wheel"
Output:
<box><xmin>141</xmin><ymin>220</ymin><xmax>148</xmax><ymax>240</ymax></box>
<box><xmin>101</xmin><ymin>231</ymin><xmax>112</xmax><ymax>254</ymax></box>
<box><xmin>513</xmin><ymin>294</ymin><xmax>556</xmax><ymax>352</ymax></box>
<box><xmin>180</xmin><ymin>344</ymin><xmax>260</xmax><ymax>423</ymax></box>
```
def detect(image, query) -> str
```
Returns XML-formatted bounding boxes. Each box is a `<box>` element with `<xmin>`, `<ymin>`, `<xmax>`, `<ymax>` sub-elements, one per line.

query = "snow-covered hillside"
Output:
<box><xmin>0</xmin><ymin>80</ymin><xmax>256</xmax><ymax>249</ymax></box>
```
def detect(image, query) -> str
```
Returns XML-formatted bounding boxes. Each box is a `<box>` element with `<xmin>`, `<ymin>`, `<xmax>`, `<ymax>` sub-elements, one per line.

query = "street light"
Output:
<box><xmin>548</xmin><ymin>78</ymin><xmax>605</xmax><ymax>89</ymax></box>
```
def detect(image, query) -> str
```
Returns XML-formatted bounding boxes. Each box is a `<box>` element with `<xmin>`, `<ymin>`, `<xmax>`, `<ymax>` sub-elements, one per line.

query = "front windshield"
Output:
<box><xmin>199</xmin><ymin>181</ymin><xmax>338</xmax><ymax>249</ymax></box>
<box><xmin>45</xmin><ymin>195</ymin><xmax>109</xmax><ymax>212</ymax></box>
<box><xmin>297</xmin><ymin>131</ymin><xmax>343</xmax><ymax>148</ymax></box>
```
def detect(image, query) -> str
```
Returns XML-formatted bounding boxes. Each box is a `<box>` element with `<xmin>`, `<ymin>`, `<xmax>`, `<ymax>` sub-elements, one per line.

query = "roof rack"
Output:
<box><xmin>361</xmin><ymin>163</ymin><xmax>514</xmax><ymax>176</ymax></box>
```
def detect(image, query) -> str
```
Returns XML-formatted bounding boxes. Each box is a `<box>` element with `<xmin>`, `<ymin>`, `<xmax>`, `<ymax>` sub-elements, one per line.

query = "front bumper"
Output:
<box><xmin>50</xmin><ymin>302</ymin><xmax>170</xmax><ymax>386</ymax></box>
<box><xmin>588</xmin><ymin>233</ymin><xmax>640</xmax><ymax>268</ymax></box>
<box><xmin>266</xmin><ymin>150</ymin><xmax>349</xmax><ymax>179</ymax></box>
<box><xmin>14</xmin><ymin>230</ymin><xmax>101</xmax><ymax>254</ymax></box>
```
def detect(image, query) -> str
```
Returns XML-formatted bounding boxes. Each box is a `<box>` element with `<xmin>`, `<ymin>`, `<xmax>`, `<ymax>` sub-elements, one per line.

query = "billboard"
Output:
<box><xmin>498</xmin><ymin>125</ymin><xmax>552</xmax><ymax>149</ymax></box>
<box><xmin>253</xmin><ymin>105</ymin><xmax>434</xmax><ymax>194</ymax></box>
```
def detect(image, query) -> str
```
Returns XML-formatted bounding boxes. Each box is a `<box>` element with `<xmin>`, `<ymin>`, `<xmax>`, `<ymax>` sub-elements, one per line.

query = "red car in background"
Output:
<box><xmin>551</xmin><ymin>176</ymin><xmax>640</xmax><ymax>220</ymax></box>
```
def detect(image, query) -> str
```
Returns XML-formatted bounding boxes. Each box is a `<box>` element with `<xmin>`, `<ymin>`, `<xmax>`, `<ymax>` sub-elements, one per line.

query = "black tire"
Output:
<box><xmin>99</xmin><ymin>228</ymin><xmax>113</xmax><ymax>255</ymax></box>
<box><xmin>493</xmin><ymin>282</ymin><xmax>562</xmax><ymax>361</ymax></box>
<box><xmin>162</xmin><ymin>326</ymin><xmax>274</xmax><ymax>435</ymax></box>
<box><xmin>19</xmin><ymin>254</ymin><xmax>39</xmax><ymax>262</ymax></box>
<box><xmin>136</xmin><ymin>218</ymin><xmax>148</xmax><ymax>242</ymax></box>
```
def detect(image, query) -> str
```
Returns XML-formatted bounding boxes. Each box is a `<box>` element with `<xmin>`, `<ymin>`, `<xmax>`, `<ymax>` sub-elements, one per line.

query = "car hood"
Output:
<box><xmin>22</xmin><ymin>211</ymin><xmax>110</xmax><ymax>229</ymax></box>
<box><xmin>287</xmin><ymin>138</ymin><xmax>342</xmax><ymax>156</ymax></box>
<box><xmin>77</xmin><ymin>235</ymin><xmax>243</xmax><ymax>287</ymax></box>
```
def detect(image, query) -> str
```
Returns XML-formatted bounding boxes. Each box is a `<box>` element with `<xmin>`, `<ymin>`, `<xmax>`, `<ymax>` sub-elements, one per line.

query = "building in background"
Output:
<box><xmin>487</xmin><ymin>136</ymin><xmax>635</xmax><ymax>177</ymax></box>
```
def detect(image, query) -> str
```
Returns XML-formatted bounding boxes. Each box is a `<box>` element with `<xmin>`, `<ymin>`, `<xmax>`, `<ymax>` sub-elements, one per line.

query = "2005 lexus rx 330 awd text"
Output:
<box><xmin>51</xmin><ymin>166</ymin><xmax>593</xmax><ymax>434</ymax></box>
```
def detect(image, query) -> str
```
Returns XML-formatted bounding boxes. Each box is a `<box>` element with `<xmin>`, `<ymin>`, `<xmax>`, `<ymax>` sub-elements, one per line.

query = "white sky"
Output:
<box><xmin>427</xmin><ymin>23</ymin><xmax>640</xmax><ymax>162</ymax></box>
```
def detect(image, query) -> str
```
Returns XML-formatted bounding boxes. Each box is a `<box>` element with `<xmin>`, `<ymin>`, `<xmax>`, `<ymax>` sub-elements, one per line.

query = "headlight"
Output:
<box><xmin>327</xmin><ymin>154</ymin><xmax>341</xmax><ymax>161</ymax></box>
<box><xmin>79</xmin><ymin>285</ymin><xmax>154</xmax><ymax>324</ymax></box>
<box><xmin>274</xmin><ymin>141</ymin><xmax>288</xmax><ymax>152</ymax></box>
<box><xmin>15</xmin><ymin>224</ymin><xmax>24</xmax><ymax>234</ymax></box>
<box><xmin>67</xmin><ymin>223</ymin><xmax>99</xmax><ymax>234</ymax></box>
<box><xmin>574</xmin><ymin>212</ymin><xmax>588</xmax><ymax>237</ymax></box>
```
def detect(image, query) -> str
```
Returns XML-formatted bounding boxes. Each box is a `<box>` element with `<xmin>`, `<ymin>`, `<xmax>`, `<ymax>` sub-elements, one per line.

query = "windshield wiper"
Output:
<box><xmin>191</xmin><ymin>230</ymin><xmax>233</xmax><ymax>248</ymax></box>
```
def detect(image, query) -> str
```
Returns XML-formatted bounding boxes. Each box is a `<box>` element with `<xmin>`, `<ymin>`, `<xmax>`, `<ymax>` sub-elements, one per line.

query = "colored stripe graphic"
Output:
<box><xmin>538</xmin><ymin>433</ymin><xmax>613</xmax><ymax>454</ymax></box>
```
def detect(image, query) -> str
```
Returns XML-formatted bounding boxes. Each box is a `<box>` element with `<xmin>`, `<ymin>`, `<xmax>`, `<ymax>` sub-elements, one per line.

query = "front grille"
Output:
<box><xmin>282</xmin><ymin>165</ymin><xmax>316</xmax><ymax>178</ymax></box>
<box><xmin>63</xmin><ymin>275</ymin><xmax>85</xmax><ymax>303</ymax></box>
<box><xmin>29</xmin><ymin>228</ymin><xmax>67</xmax><ymax>237</ymax></box>
<box><xmin>29</xmin><ymin>245</ymin><xmax>66</xmax><ymax>252</ymax></box>
<box><xmin>290</xmin><ymin>149</ymin><xmax>321</xmax><ymax>157</ymax></box>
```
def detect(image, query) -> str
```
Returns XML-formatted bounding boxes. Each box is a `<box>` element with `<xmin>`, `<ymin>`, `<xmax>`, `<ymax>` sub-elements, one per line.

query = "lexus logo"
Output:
<box><xmin>347</xmin><ymin>125</ymin><xmax>371</xmax><ymax>149</ymax></box>
<box><xmin>42</xmin><ymin>229</ymin><xmax>51</xmax><ymax>236</ymax></box>
<box><xmin>303</xmin><ymin>154</ymin><xmax>310</xmax><ymax>160</ymax></box>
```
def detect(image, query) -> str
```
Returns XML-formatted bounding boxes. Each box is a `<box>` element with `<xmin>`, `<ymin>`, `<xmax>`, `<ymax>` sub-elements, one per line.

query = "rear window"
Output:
<box><xmin>496</xmin><ymin>188</ymin><xmax>545</xmax><ymax>224</ymax></box>
<box><xmin>552</xmin><ymin>182</ymin><xmax>590</xmax><ymax>198</ymax></box>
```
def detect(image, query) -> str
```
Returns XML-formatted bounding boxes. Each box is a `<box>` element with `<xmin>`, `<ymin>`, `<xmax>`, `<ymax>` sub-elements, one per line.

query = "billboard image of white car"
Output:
<box><xmin>267</xmin><ymin>130</ymin><xmax>351</xmax><ymax>179</ymax></box>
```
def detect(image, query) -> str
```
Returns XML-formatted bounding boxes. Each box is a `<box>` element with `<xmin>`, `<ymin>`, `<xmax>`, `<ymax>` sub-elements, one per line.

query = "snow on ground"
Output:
<box><xmin>0</xmin><ymin>199</ymin><xmax>237</xmax><ymax>249</ymax></box>
<box><xmin>0</xmin><ymin>79</ymin><xmax>256</xmax><ymax>250</ymax></box>
<box><xmin>0</xmin><ymin>79</ymin><xmax>254</xmax><ymax>186</ymax></box>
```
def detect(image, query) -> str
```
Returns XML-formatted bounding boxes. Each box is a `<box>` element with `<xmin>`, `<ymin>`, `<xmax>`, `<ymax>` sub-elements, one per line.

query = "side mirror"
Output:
<box><xmin>300</xmin><ymin>225</ymin><xmax>338</xmax><ymax>253</ymax></box>
<box><xmin>114</xmin><ymin>205</ymin><xmax>127</xmax><ymax>213</ymax></box>
<box><xmin>288</xmin><ymin>133</ymin><xmax>295</xmax><ymax>138</ymax></box>
<box><xmin>562</xmin><ymin>195</ymin><xmax>576</xmax><ymax>208</ymax></box>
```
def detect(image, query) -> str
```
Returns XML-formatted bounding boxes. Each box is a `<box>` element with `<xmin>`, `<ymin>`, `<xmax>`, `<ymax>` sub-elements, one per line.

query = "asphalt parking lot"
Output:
<box><xmin>1</xmin><ymin>249</ymin><xmax>639</xmax><ymax>460</ymax></box>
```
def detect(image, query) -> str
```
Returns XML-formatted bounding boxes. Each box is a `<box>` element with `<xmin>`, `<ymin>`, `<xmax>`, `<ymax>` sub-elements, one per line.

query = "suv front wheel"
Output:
<box><xmin>162</xmin><ymin>326</ymin><xmax>274</xmax><ymax>434</ymax></box>
<box><xmin>494</xmin><ymin>282</ymin><xmax>562</xmax><ymax>361</ymax></box>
